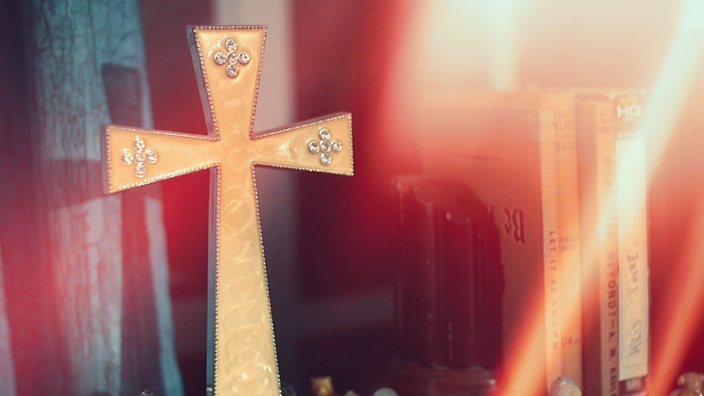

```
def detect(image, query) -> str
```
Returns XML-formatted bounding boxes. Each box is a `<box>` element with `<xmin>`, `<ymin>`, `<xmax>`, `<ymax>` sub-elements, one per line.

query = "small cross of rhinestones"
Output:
<box><xmin>307</xmin><ymin>127</ymin><xmax>343</xmax><ymax>166</ymax></box>
<box><xmin>213</xmin><ymin>37</ymin><xmax>251</xmax><ymax>78</ymax></box>
<box><xmin>121</xmin><ymin>135</ymin><xmax>158</xmax><ymax>178</ymax></box>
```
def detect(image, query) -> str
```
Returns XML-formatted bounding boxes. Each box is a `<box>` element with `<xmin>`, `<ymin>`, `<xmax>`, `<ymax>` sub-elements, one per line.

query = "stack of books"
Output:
<box><xmin>413</xmin><ymin>91</ymin><xmax>649</xmax><ymax>396</ymax></box>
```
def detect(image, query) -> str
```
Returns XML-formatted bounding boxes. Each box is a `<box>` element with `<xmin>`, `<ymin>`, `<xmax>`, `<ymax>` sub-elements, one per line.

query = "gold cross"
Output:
<box><xmin>101</xmin><ymin>26</ymin><xmax>353</xmax><ymax>395</ymax></box>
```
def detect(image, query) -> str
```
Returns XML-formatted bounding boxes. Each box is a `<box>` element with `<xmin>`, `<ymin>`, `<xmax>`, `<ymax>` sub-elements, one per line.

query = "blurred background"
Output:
<box><xmin>1</xmin><ymin>0</ymin><xmax>704</xmax><ymax>395</ymax></box>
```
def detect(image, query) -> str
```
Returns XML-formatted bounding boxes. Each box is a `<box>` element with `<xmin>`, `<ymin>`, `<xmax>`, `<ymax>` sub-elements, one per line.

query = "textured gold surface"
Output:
<box><xmin>102</xmin><ymin>26</ymin><xmax>353</xmax><ymax>395</ymax></box>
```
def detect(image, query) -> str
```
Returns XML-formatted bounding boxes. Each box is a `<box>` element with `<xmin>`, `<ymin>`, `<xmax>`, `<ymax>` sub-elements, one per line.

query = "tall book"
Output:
<box><xmin>554</xmin><ymin>95</ymin><xmax>584</xmax><ymax>390</ymax></box>
<box><xmin>576</xmin><ymin>92</ymin><xmax>648</xmax><ymax>396</ymax></box>
<box><xmin>418</xmin><ymin>91</ymin><xmax>581</xmax><ymax>393</ymax></box>
<box><xmin>614</xmin><ymin>93</ymin><xmax>648</xmax><ymax>396</ymax></box>
<box><xmin>577</xmin><ymin>97</ymin><xmax>620</xmax><ymax>396</ymax></box>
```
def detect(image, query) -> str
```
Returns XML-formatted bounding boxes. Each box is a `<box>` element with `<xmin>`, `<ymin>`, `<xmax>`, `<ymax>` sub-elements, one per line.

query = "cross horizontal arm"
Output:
<box><xmin>250</xmin><ymin>112</ymin><xmax>353</xmax><ymax>175</ymax></box>
<box><xmin>103</xmin><ymin>125</ymin><xmax>217</xmax><ymax>193</ymax></box>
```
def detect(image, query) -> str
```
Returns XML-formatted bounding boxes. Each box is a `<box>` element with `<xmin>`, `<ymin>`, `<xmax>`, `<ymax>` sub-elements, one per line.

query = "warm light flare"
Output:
<box><xmin>496</xmin><ymin>292</ymin><xmax>550</xmax><ymax>396</ymax></box>
<box><xmin>383</xmin><ymin>0</ymin><xmax>704</xmax><ymax>394</ymax></box>
<box><xmin>395</xmin><ymin>0</ymin><xmax>528</xmax><ymax>93</ymax></box>
<box><xmin>649</xmin><ymin>201</ymin><xmax>704</xmax><ymax>396</ymax></box>
<box><xmin>511</xmin><ymin>1</ymin><xmax>704</xmax><ymax>393</ymax></box>
<box><xmin>638</xmin><ymin>0</ymin><xmax>704</xmax><ymax>178</ymax></box>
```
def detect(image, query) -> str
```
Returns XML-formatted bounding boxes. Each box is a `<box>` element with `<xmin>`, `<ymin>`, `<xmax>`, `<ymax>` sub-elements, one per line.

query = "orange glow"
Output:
<box><xmin>383</xmin><ymin>0</ymin><xmax>704</xmax><ymax>394</ymax></box>
<box><xmin>649</xmin><ymin>202</ymin><xmax>704</xmax><ymax>396</ymax></box>
<box><xmin>495</xmin><ymin>292</ymin><xmax>549</xmax><ymax>395</ymax></box>
<box><xmin>543</xmin><ymin>0</ymin><xmax>704</xmax><ymax>392</ymax></box>
<box><xmin>553</xmin><ymin>2</ymin><xmax>704</xmax><ymax>393</ymax></box>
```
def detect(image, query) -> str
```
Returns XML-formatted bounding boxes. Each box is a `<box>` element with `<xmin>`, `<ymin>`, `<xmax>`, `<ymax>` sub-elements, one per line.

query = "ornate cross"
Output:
<box><xmin>101</xmin><ymin>26</ymin><xmax>353</xmax><ymax>395</ymax></box>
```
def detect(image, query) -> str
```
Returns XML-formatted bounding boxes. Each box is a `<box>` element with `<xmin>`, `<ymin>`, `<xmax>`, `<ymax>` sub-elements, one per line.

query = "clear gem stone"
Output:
<box><xmin>307</xmin><ymin>140</ymin><xmax>320</xmax><ymax>154</ymax></box>
<box><xmin>122</xmin><ymin>148</ymin><xmax>133</xmax><ymax>165</ymax></box>
<box><xmin>237</xmin><ymin>51</ymin><xmax>251</xmax><ymax>65</ymax></box>
<box><xmin>214</xmin><ymin>52</ymin><xmax>227</xmax><ymax>65</ymax></box>
<box><xmin>320</xmin><ymin>140</ymin><xmax>332</xmax><ymax>153</ymax></box>
<box><xmin>225</xmin><ymin>39</ymin><xmax>238</xmax><ymax>52</ymax></box>
<box><xmin>331</xmin><ymin>139</ymin><xmax>343</xmax><ymax>152</ymax></box>
<box><xmin>134</xmin><ymin>136</ymin><xmax>145</xmax><ymax>150</ymax></box>
<box><xmin>226</xmin><ymin>64</ymin><xmax>239</xmax><ymax>78</ymax></box>
<box><xmin>145</xmin><ymin>149</ymin><xmax>158</xmax><ymax>164</ymax></box>
<box><xmin>320</xmin><ymin>153</ymin><xmax>332</xmax><ymax>166</ymax></box>
<box><xmin>227</xmin><ymin>51</ymin><xmax>238</xmax><ymax>64</ymax></box>
<box><xmin>135</xmin><ymin>163</ymin><xmax>146</xmax><ymax>178</ymax></box>
<box><xmin>319</xmin><ymin>128</ymin><xmax>331</xmax><ymax>141</ymax></box>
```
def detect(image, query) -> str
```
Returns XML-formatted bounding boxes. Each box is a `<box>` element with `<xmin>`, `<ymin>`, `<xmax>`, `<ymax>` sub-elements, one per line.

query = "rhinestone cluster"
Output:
<box><xmin>213</xmin><ymin>38</ymin><xmax>251</xmax><ymax>78</ymax></box>
<box><xmin>307</xmin><ymin>127</ymin><xmax>343</xmax><ymax>166</ymax></box>
<box><xmin>121</xmin><ymin>135</ymin><xmax>158</xmax><ymax>178</ymax></box>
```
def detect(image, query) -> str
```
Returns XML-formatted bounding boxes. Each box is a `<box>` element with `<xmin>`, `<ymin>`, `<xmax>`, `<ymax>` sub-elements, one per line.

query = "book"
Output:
<box><xmin>554</xmin><ymin>96</ymin><xmax>584</xmax><ymax>389</ymax></box>
<box><xmin>391</xmin><ymin>176</ymin><xmax>503</xmax><ymax>371</ymax></box>
<box><xmin>576</xmin><ymin>97</ymin><xmax>620</xmax><ymax>396</ymax></box>
<box><xmin>393</xmin><ymin>176</ymin><xmax>447</xmax><ymax>366</ymax></box>
<box><xmin>613</xmin><ymin>94</ymin><xmax>649</xmax><ymax>396</ymax></box>
<box><xmin>576</xmin><ymin>92</ymin><xmax>648</xmax><ymax>396</ymax></box>
<box><xmin>418</xmin><ymin>91</ymin><xmax>580</xmax><ymax>393</ymax></box>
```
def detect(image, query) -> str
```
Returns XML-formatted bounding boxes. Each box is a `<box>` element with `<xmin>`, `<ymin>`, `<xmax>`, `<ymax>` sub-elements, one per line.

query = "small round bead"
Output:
<box><xmin>214</xmin><ymin>52</ymin><xmax>227</xmax><ymax>65</ymax></box>
<box><xmin>122</xmin><ymin>149</ymin><xmax>133</xmax><ymax>165</ymax></box>
<box><xmin>237</xmin><ymin>51</ymin><xmax>251</xmax><ymax>65</ymax></box>
<box><xmin>320</xmin><ymin>153</ymin><xmax>332</xmax><ymax>165</ymax></box>
<box><xmin>320</xmin><ymin>140</ymin><xmax>332</xmax><ymax>153</ymax></box>
<box><xmin>135</xmin><ymin>163</ymin><xmax>146</xmax><ymax>178</ymax></box>
<box><xmin>226</xmin><ymin>64</ymin><xmax>239</xmax><ymax>78</ymax></box>
<box><xmin>307</xmin><ymin>140</ymin><xmax>320</xmax><ymax>154</ymax></box>
<box><xmin>134</xmin><ymin>136</ymin><xmax>145</xmax><ymax>150</ymax></box>
<box><xmin>145</xmin><ymin>149</ymin><xmax>158</xmax><ymax>164</ymax></box>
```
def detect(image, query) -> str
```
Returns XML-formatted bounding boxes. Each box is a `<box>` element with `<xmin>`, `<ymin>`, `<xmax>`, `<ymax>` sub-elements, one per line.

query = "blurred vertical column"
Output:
<box><xmin>0</xmin><ymin>246</ymin><xmax>16</xmax><ymax>396</ymax></box>
<box><xmin>292</xmin><ymin>1</ymin><xmax>405</xmax><ymax>391</ymax></box>
<box><xmin>0</xmin><ymin>0</ymin><xmax>183</xmax><ymax>394</ymax></box>
<box><xmin>648</xmin><ymin>1</ymin><xmax>704</xmax><ymax>392</ymax></box>
<box><xmin>138</xmin><ymin>1</ymin><xmax>213</xmax><ymax>394</ymax></box>
<box><xmin>0</xmin><ymin>0</ymin><xmax>29</xmax><ymax>394</ymax></box>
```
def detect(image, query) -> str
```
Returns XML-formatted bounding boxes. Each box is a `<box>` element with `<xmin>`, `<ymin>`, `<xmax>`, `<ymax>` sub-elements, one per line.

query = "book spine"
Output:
<box><xmin>577</xmin><ymin>101</ymin><xmax>619</xmax><ymax>396</ymax></box>
<box><xmin>539</xmin><ymin>110</ymin><xmax>562</xmax><ymax>389</ymax></box>
<box><xmin>615</xmin><ymin>137</ymin><xmax>649</xmax><ymax>395</ymax></box>
<box><xmin>422</xmin><ymin>204</ymin><xmax>445</xmax><ymax>366</ymax></box>
<box><xmin>396</xmin><ymin>185</ymin><xmax>421</xmax><ymax>364</ymax></box>
<box><xmin>554</xmin><ymin>102</ymin><xmax>584</xmax><ymax>387</ymax></box>
<box><xmin>445</xmin><ymin>217</ymin><xmax>472</xmax><ymax>369</ymax></box>
<box><xmin>596</xmin><ymin>104</ymin><xmax>620</xmax><ymax>396</ymax></box>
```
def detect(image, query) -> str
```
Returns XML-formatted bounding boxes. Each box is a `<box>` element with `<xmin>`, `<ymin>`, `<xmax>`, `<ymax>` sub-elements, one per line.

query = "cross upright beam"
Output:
<box><xmin>102</xmin><ymin>26</ymin><xmax>353</xmax><ymax>395</ymax></box>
